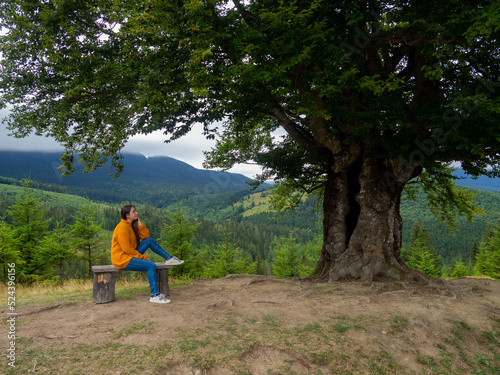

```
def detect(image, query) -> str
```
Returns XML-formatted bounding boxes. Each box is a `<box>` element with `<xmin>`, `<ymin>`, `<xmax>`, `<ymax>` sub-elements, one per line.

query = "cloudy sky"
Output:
<box><xmin>0</xmin><ymin>108</ymin><xmax>263</xmax><ymax>179</ymax></box>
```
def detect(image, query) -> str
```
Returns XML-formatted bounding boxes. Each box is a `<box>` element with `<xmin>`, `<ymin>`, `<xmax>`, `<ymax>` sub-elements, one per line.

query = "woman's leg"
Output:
<box><xmin>123</xmin><ymin>257</ymin><xmax>159</xmax><ymax>296</ymax></box>
<box><xmin>136</xmin><ymin>237</ymin><xmax>172</xmax><ymax>260</ymax></box>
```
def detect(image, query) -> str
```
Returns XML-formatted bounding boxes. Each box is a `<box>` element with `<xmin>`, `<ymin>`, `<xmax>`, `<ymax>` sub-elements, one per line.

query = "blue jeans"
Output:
<box><xmin>123</xmin><ymin>237</ymin><xmax>173</xmax><ymax>296</ymax></box>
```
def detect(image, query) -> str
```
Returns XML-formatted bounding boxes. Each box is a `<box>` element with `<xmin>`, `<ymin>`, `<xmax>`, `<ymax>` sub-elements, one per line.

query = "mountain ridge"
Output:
<box><xmin>0</xmin><ymin>150</ymin><xmax>255</xmax><ymax>205</ymax></box>
<box><xmin>452</xmin><ymin>169</ymin><xmax>499</xmax><ymax>192</ymax></box>
<box><xmin>0</xmin><ymin>150</ymin><xmax>250</xmax><ymax>186</ymax></box>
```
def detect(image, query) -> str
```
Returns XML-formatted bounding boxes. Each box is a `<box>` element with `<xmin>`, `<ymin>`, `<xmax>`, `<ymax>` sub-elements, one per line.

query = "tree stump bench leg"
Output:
<box><xmin>92</xmin><ymin>269</ymin><xmax>117</xmax><ymax>304</ymax></box>
<box><xmin>157</xmin><ymin>266</ymin><xmax>169</xmax><ymax>296</ymax></box>
<box><xmin>92</xmin><ymin>265</ymin><xmax>118</xmax><ymax>303</ymax></box>
<box><xmin>92</xmin><ymin>263</ymin><xmax>171</xmax><ymax>304</ymax></box>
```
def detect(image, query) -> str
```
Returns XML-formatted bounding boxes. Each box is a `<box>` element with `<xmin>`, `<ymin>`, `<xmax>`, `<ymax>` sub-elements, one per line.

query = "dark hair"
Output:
<box><xmin>121</xmin><ymin>205</ymin><xmax>141</xmax><ymax>245</ymax></box>
<box><xmin>120</xmin><ymin>205</ymin><xmax>134</xmax><ymax>220</ymax></box>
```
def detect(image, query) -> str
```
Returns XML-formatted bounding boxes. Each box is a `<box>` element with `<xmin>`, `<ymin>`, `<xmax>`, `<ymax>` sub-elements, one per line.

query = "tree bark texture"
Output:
<box><xmin>316</xmin><ymin>153</ymin><xmax>418</xmax><ymax>282</ymax></box>
<box><xmin>93</xmin><ymin>271</ymin><xmax>116</xmax><ymax>304</ymax></box>
<box><xmin>157</xmin><ymin>267</ymin><xmax>170</xmax><ymax>296</ymax></box>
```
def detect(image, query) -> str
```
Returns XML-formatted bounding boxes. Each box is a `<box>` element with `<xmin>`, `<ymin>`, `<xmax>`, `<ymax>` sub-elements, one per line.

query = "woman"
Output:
<box><xmin>111</xmin><ymin>204</ymin><xmax>184</xmax><ymax>304</ymax></box>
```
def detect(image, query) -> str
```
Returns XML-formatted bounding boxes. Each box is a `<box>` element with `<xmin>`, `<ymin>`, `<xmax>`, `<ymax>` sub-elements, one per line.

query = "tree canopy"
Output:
<box><xmin>1</xmin><ymin>0</ymin><xmax>499</xmax><ymax>281</ymax></box>
<box><xmin>1</xmin><ymin>0</ymin><xmax>498</xmax><ymax>177</ymax></box>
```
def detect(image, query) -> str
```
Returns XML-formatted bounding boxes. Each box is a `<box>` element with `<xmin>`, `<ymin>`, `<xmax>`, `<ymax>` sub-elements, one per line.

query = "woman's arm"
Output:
<box><xmin>137</xmin><ymin>220</ymin><xmax>150</xmax><ymax>239</ymax></box>
<box><xmin>115</xmin><ymin>225</ymin><xmax>149</xmax><ymax>259</ymax></box>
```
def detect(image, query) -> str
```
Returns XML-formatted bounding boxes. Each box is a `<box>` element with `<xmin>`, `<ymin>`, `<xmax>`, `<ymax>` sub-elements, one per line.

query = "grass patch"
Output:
<box><xmin>390</xmin><ymin>315</ymin><xmax>409</xmax><ymax>333</ymax></box>
<box><xmin>0</xmin><ymin>276</ymin><xmax>186</xmax><ymax>307</ymax></box>
<box><xmin>3</xmin><ymin>279</ymin><xmax>94</xmax><ymax>307</ymax></box>
<box><xmin>369</xmin><ymin>350</ymin><xmax>406</xmax><ymax>374</ymax></box>
<box><xmin>112</xmin><ymin>319</ymin><xmax>155</xmax><ymax>339</ymax></box>
<box><xmin>330</xmin><ymin>314</ymin><xmax>370</xmax><ymax>334</ymax></box>
<box><xmin>416</xmin><ymin>318</ymin><xmax>500</xmax><ymax>375</ymax></box>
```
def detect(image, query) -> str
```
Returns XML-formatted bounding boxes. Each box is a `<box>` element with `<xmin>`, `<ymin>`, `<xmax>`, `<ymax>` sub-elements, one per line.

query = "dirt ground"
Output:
<box><xmin>3</xmin><ymin>275</ymin><xmax>500</xmax><ymax>374</ymax></box>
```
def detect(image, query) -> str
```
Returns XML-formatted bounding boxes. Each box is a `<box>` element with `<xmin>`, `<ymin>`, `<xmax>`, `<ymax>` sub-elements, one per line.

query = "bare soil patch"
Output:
<box><xmin>2</xmin><ymin>275</ymin><xmax>500</xmax><ymax>374</ymax></box>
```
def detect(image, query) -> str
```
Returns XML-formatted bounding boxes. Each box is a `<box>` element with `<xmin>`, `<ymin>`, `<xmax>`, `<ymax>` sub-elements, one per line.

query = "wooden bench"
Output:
<box><xmin>91</xmin><ymin>263</ymin><xmax>172</xmax><ymax>304</ymax></box>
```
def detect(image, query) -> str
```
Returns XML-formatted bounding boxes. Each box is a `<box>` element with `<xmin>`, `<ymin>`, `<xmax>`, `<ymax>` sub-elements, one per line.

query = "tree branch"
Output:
<box><xmin>233</xmin><ymin>0</ymin><xmax>259</xmax><ymax>24</ymax></box>
<box><xmin>266</xmin><ymin>99</ymin><xmax>327</xmax><ymax>161</ymax></box>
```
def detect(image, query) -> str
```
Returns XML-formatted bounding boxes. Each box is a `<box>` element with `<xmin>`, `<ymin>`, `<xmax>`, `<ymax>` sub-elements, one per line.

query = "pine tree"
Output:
<box><xmin>470</xmin><ymin>239</ymin><xmax>480</xmax><ymax>266</ymax></box>
<box><xmin>0</xmin><ymin>217</ymin><xmax>22</xmax><ymax>283</ymax></box>
<box><xmin>7</xmin><ymin>178</ymin><xmax>51</xmax><ymax>280</ymax></box>
<box><xmin>403</xmin><ymin>221</ymin><xmax>441</xmax><ymax>278</ymax></box>
<box><xmin>161</xmin><ymin>202</ymin><xmax>200</xmax><ymax>277</ymax></box>
<box><xmin>272</xmin><ymin>234</ymin><xmax>308</xmax><ymax>278</ymax></box>
<box><xmin>450</xmin><ymin>260</ymin><xmax>470</xmax><ymax>278</ymax></box>
<box><xmin>71</xmin><ymin>200</ymin><xmax>108</xmax><ymax>278</ymax></box>
<box><xmin>204</xmin><ymin>232</ymin><xmax>252</xmax><ymax>279</ymax></box>
<box><xmin>253</xmin><ymin>252</ymin><xmax>271</xmax><ymax>276</ymax></box>
<box><xmin>302</xmin><ymin>233</ymin><xmax>322</xmax><ymax>276</ymax></box>
<box><xmin>474</xmin><ymin>222</ymin><xmax>500</xmax><ymax>279</ymax></box>
<box><xmin>38</xmin><ymin>220</ymin><xmax>74</xmax><ymax>284</ymax></box>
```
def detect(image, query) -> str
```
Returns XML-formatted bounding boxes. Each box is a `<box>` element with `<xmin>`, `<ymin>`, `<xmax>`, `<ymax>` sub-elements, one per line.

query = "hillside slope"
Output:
<box><xmin>453</xmin><ymin>169</ymin><xmax>500</xmax><ymax>192</ymax></box>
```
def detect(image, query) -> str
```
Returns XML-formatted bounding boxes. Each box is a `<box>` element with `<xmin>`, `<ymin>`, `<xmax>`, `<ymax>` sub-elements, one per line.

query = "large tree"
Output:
<box><xmin>1</xmin><ymin>1</ymin><xmax>499</xmax><ymax>281</ymax></box>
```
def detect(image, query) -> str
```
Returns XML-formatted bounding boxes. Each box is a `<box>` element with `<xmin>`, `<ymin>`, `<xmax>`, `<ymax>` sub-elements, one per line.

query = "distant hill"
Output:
<box><xmin>453</xmin><ymin>169</ymin><xmax>500</xmax><ymax>192</ymax></box>
<box><xmin>0</xmin><ymin>151</ymin><xmax>254</xmax><ymax>206</ymax></box>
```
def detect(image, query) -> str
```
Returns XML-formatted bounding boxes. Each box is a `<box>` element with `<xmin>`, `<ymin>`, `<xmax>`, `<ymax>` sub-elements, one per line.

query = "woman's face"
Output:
<box><xmin>126</xmin><ymin>206</ymin><xmax>138</xmax><ymax>222</ymax></box>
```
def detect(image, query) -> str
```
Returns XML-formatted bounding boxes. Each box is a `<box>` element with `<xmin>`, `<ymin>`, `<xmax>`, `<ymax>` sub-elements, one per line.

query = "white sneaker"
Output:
<box><xmin>165</xmin><ymin>256</ymin><xmax>184</xmax><ymax>266</ymax></box>
<box><xmin>150</xmin><ymin>294</ymin><xmax>171</xmax><ymax>304</ymax></box>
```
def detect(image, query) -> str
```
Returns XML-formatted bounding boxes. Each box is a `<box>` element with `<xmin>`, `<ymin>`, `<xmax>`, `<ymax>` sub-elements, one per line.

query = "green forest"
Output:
<box><xmin>0</xmin><ymin>175</ymin><xmax>499</xmax><ymax>283</ymax></box>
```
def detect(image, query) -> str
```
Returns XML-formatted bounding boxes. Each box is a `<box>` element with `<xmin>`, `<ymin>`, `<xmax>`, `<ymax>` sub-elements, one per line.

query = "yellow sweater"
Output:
<box><xmin>111</xmin><ymin>219</ymin><xmax>150</xmax><ymax>269</ymax></box>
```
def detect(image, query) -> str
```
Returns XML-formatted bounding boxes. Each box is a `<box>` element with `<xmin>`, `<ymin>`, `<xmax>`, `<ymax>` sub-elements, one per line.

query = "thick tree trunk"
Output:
<box><xmin>315</xmin><ymin>154</ymin><xmax>419</xmax><ymax>282</ymax></box>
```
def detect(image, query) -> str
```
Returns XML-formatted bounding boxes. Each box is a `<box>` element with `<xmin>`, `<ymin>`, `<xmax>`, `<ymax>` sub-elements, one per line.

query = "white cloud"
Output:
<box><xmin>0</xmin><ymin>117</ymin><xmax>64</xmax><ymax>152</ymax></box>
<box><xmin>124</xmin><ymin>125</ymin><xmax>214</xmax><ymax>169</ymax></box>
<box><xmin>124</xmin><ymin>126</ymin><xmax>264</xmax><ymax>178</ymax></box>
